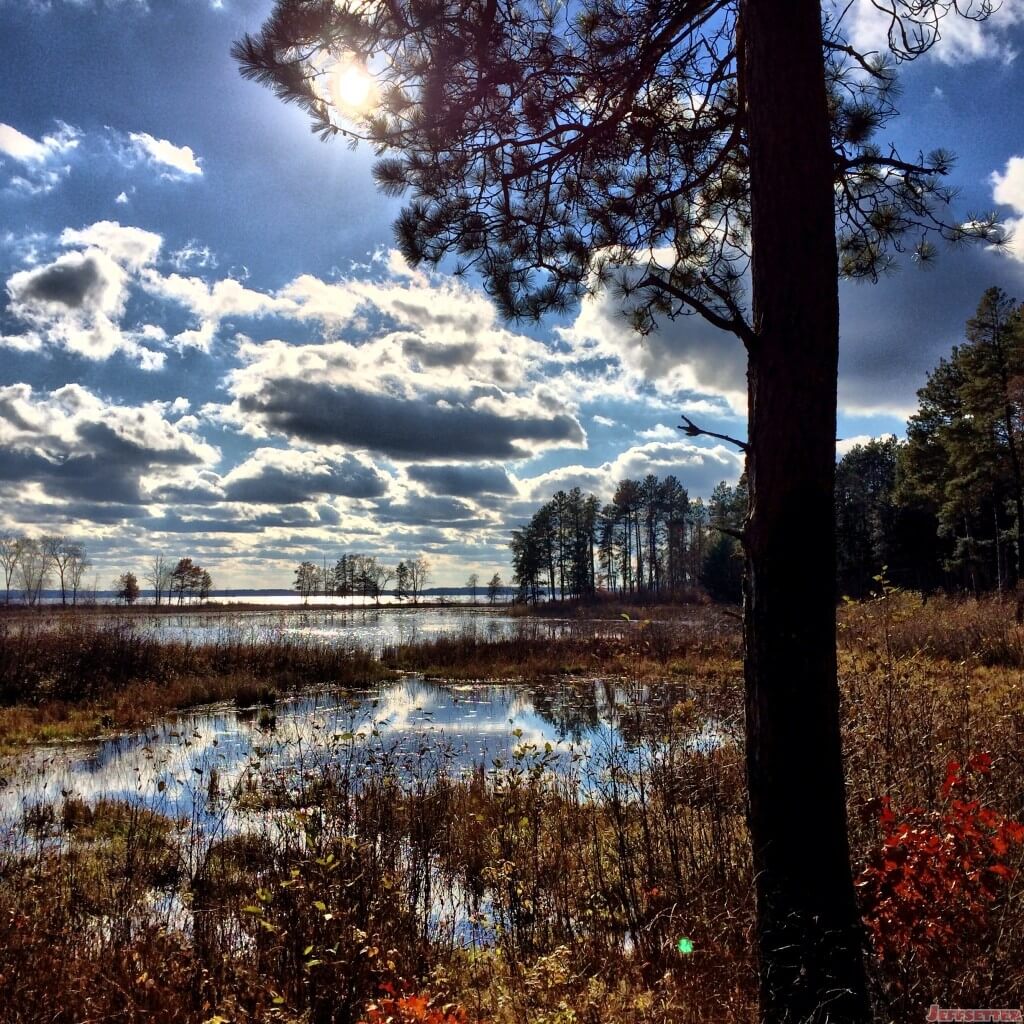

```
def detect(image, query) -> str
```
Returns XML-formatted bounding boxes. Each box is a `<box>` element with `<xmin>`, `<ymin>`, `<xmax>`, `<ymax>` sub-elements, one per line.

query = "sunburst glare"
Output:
<box><xmin>329</xmin><ymin>61</ymin><xmax>375</xmax><ymax>113</ymax></box>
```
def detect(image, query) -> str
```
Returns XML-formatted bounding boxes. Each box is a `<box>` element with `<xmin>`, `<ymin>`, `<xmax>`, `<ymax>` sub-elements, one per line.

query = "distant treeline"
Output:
<box><xmin>514</xmin><ymin>287</ymin><xmax>1024</xmax><ymax>603</ymax></box>
<box><xmin>510</xmin><ymin>475</ymin><xmax>747</xmax><ymax>603</ymax></box>
<box><xmin>293</xmin><ymin>554</ymin><xmax>433</xmax><ymax>604</ymax></box>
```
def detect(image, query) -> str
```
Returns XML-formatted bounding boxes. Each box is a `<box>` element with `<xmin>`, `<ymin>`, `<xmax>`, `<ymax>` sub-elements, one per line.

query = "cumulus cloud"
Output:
<box><xmin>127</xmin><ymin>131</ymin><xmax>202</xmax><ymax>178</ymax></box>
<box><xmin>992</xmin><ymin>156</ymin><xmax>1024</xmax><ymax>262</ymax></box>
<box><xmin>61</xmin><ymin>220</ymin><xmax>162</xmax><ymax>270</ymax></box>
<box><xmin>836</xmin><ymin>433</ymin><xmax>897</xmax><ymax>457</ymax></box>
<box><xmin>0</xmin><ymin>383</ymin><xmax>219</xmax><ymax>510</ymax></box>
<box><xmin>519</xmin><ymin>440</ymin><xmax>744</xmax><ymax>506</ymax></box>
<box><xmin>3</xmin><ymin>222</ymin><xmax>166</xmax><ymax>365</ymax></box>
<box><xmin>221</xmin><ymin>447</ymin><xmax>389</xmax><ymax>504</ymax></box>
<box><xmin>372</xmin><ymin>493</ymin><xmax>489</xmax><ymax>527</ymax></box>
<box><xmin>406</xmin><ymin>464</ymin><xmax>516</xmax><ymax>497</ymax></box>
<box><xmin>233</xmin><ymin>378</ymin><xmax>585</xmax><ymax>461</ymax></box>
<box><xmin>841</xmin><ymin>0</ymin><xmax>1024</xmax><ymax>65</ymax></box>
<box><xmin>0</xmin><ymin>121</ymin><xmax>79</xmax><ymax>163</ymax></box>
<box><xmin>558</xmin><ymin>289</ymin><xmax>749</xmax><ymax>413</ymax></box>
<box><xmin>0</xmin><ymin>120</ymin><xmax>80</xmax><ymax>194</ymax></box>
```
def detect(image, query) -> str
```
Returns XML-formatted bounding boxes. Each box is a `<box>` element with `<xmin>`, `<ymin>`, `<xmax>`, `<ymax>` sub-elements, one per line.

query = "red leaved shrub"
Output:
<box><xmin>858</xmin><ymin>753</ymin><xmax>1024</xmax><ymax>979</ymax></box>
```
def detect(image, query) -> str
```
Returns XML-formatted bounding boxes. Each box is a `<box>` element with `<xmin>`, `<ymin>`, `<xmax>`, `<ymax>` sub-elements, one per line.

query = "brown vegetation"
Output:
<box><xmin>0</xmin><ymin>595</ymin><xmax>1023</xmax><ymax>1021</ymax></box>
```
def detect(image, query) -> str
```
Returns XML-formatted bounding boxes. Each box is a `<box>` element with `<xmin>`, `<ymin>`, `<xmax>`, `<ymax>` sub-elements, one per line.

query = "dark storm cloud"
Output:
<box><xmin>223</xmin><ymin>455</ymin><xmax>388</xmax><ymax>504</ymax></box>
<box><xmin>373</xmin><ymin>493</ymin><xmax>487</xmax><ymax>526</ymax></box>
<box><xmin>53</xmin><ymin>501</ymin><xmax>149</xmax><ymax>524</ymax></box>
<box><xmin>143</xmin><ymin>503</ymin><xmax>337</xmax><ymax>535</ymax></box>
<box><xmin>76</xmin><ymin>421</ymin><xmax>204</xmax><ymax>468</ymax></box>
<box><xmin>401</xmin><ymin>337</ymin><xmax>479</xmax><ymax>368</ymax></box>
<box><xmin>149</xmin><ymin>479</ymin><xmax>225</xmax><ymax>504</ymax></box>
<box><xmin>0</xmin><ymin>386</ymin><xmax>214</xmax><ymax>512</ymax></box>
<box><xmin>406</xmin><ymin>463</ymin><xmax>515</xmax><ymax>497</ymax></box>
<box><xmin>388</xmin><ymin>299</ymin><xmax>487</xmax><ymax>334</ymax></box>
<box><xmin>836</xmin><ymin>247</ymin><xmax>1024</xmax><ymax>415</ymax></box>
<box><xmin>237</xmin><ymin>380</ymin><xmax>584</xmax><ymax>460</ymax></box>
<box><xmin>0</xmin><ymin>491</ymin><xmax>147</xmax><ymax>526</ymax></box>
<box><xmin>0</xmin><ymin>448</ymin><xmax>145</xmax><ymax>504</ymax></box>
<box><xmin>13</xmin><ymin>255</ymin><xmax>103</xmax><ymax>309</ymax></box>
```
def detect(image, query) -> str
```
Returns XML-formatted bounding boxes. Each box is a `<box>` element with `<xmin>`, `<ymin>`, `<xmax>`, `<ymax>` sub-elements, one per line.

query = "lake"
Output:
<box><xmin>98</xmin><ymin>604</ymin><xmax>633</xmax><ymax>656</ymax></box>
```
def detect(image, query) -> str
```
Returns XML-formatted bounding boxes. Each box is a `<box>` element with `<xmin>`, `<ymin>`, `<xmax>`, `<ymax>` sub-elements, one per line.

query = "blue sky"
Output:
<box><xmin>1</xmin><ymin>0</ymin><xmax>1023</xmax><ymax>588</ymax></box>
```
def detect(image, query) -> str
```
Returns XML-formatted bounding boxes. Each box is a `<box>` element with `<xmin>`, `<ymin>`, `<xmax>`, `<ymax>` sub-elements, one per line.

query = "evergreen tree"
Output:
<box><xmin>835</xmin><ymin>438</ymin><xmax>899</xmax><ymax>598</ymax></box>
<box><xmin>235</xmin><ymin>3</ymin><xmax>1000</xmax><ymax>1015</ymax></box>
<box><xmin>902</xmin><ymin>290</ymin><xmax>1024</xmax><ymax>594</ymax></box>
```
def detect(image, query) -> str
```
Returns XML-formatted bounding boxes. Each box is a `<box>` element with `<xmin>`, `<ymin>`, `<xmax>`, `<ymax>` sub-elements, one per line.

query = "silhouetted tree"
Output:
<box><xmin>394</xmin><ymin>560</ymin><xmax>410</xmax><ymax>601</ymax></box>
<box><xmin>114</xmin><ymin>572</ymin><xmax>140</xmax><ymax>606</ymax></box>
<box><xmin>16</xmin><ymin>538</ymin><xmax>50</xmax><ymax>606</ymax></box>
<box><xmin>0</xmin><ymin>534</ymin><xmax>22</xmax><ymax>605</ymax></box>
<box><xmin>236</xmin><ymin>2</ymin><xmax>1001</xmax><ymax>1015</ymax></box>
<box><xmin>295</xmin><ymin>561</ymin><xmax>320</xmax><ymax>602</ymax></box>
<box><xmin>407</xmin><ymin>555</ymin><xmax>430</xmax><ymax>604</ymax></box>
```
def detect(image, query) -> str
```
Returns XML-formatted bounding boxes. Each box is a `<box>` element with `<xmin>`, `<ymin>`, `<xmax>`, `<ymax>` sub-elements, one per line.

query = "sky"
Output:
<box><xmin>1</xmin><ymin>0</ymin><xmax>1024</xmax><ymax>590</ymax></box>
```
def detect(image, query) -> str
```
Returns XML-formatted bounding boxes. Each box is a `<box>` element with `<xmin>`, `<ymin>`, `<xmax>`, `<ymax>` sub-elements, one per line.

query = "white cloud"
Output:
<box><xmin>519</xmin><ymin>440</ymin><xmax>743</xmax><ymax>504</ymax></box>
<box><xmin>60</xmin><ymin>220</ymin><xmax>162</xmax><ymax>270</ymax></box>
<box><xmin>169</xmin><ymin>241</ymin><xmax>217</xmax><ymax>271</ymax></box>
<box><xmin>836</xmin><ymin>434</ymin><xmax>883</xmax><ymax>457</ymax></box>
<box><xmin>0</xmin><ymin>121</ymin><xmax>79</xmax><ymax>193</ymax></box>
<box><xmin>992</xmin><ymin>155</ymin><xmax>1024</xmax><ymax>261</ymax></box>
<box><xmin>842</xmin><ymin>0</ymin><xmax>1024</xmax><ymax>65</ymax></box>
<box><xmin>127</xmin><ymin>131</ymin><xmax>202</xmax><ymax>178</ymax></box>
<box><xmin>636</xmin><ymin>424</ymin><xmax>678</xmax><ymax>441</ymax></box>
<box><xmin>0</xmin><ymin>382</ymin><xmax>220</xmax><ymax>511</ymax></box>
<box><xmin>559</xmin><ymin>287</ymin><xmax>748</xmax><ymax>414</ymax></box>
<box><xmin>0</xmin><ymin>121</ymin><xmax>79</xmax><ymax>163</ymax></box>
<box><xmin>3</xmin><ymin>223</ymin><xmax>164</xmax><ymax>365</ymax></box>
<box><xmin>115</xmin><ymin>190</ymin><xmax>129</xmax><ymax>204</ymax></box>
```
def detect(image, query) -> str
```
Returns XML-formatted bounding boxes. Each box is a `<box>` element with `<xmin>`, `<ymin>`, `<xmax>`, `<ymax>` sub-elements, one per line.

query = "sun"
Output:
<box><xmin>329</xmin><ymin>62</ymin><xmax>375</xmax><ymax>112</ymax></box>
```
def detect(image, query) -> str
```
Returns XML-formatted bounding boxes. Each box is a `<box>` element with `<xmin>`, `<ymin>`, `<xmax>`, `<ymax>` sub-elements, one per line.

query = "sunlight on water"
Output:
<box><xmin>0</xmin><ymin>676</ymin><xmax>731</xmax><ymax>853</ymax></box>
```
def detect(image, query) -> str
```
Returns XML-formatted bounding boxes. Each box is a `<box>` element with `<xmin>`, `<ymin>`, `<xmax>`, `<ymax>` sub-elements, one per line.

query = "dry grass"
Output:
<box><xmin>0</xmin><ymin>616</ymin><xmax>391</xmax><ymax>749</ymax></box>
<box><xmin>0</xmin><ymin>595</ymin><xmax>1022</xmax><ymax>1022</ymax></box>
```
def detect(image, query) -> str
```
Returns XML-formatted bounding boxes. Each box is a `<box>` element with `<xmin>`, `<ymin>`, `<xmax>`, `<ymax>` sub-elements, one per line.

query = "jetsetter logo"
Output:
<box><xmin>926</xmin><ymin>1008</ymin><xmax>1022</xmax><ymax>1022</ymax></box>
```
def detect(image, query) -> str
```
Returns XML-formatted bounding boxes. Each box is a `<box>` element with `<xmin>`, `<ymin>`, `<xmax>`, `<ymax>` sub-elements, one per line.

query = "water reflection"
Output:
<box><xmin>0</xmin><ymin>677</ymin><xmax>730</xmax><ymax>850</ymax></box>
<box><xmin>126</xmin><ymin>606</ymin><xmax>616</xmax><ymax>656</ymax></box>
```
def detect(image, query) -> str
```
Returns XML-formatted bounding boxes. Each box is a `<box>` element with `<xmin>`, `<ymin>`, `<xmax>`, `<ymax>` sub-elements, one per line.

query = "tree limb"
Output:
<box><xmin>679</xmin><ymin>414</ymin><xmax>749</xmax><ymax>453</ymax></box>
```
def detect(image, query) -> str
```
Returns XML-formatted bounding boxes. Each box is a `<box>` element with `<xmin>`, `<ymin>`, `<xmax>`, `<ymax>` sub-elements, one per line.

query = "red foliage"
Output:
<box><xmin>360</xmin><ymin>982</ymin><xmax>478</xmax><ymax>1024</ymax></box>
<box><xmin>858</xmin><ymin>754</ymin><xmax>1024</xmax><ymax>973</ymax></box>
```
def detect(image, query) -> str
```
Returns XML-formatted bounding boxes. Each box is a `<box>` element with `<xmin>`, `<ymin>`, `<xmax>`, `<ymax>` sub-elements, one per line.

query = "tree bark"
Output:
<box><xmin>741</xmin><ymin>1</ymin><xmax>872</xmax><ymax>1021</ymax></box>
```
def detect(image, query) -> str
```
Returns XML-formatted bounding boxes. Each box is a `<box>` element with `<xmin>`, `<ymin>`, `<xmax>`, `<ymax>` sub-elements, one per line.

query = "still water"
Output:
<box><xmin>0</xmin><ymin>675</ymin><xmax>730</xmax><ymax>850</ymax></box>
<box><xmin>112</xmin><ymin>605</ymin><xmax>618</xmax><ymax>656</ymax></box>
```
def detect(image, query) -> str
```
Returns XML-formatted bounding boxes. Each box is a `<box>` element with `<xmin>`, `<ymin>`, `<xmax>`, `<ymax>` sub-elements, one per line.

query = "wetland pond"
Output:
<box><xmin>1</xmin><ymin>679</ymin><xmax>732</xmax><ymax>852</ymax></box>
<box><xmin>1</xmin><ymin>608</ymin><xmax>730</xmax><ymax>856</ymax></box>
<box><xmin>131</xmin><ymin>603</ymin><xmax>623</xmax><ymax>655</ymax></box>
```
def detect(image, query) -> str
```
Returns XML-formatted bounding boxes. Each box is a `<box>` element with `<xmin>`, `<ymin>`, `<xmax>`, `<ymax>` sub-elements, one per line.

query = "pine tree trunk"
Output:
<box><xmin>741</xmin><ymin>1</ymin><xmax>871</xmax><ymax>1021</ymax></box>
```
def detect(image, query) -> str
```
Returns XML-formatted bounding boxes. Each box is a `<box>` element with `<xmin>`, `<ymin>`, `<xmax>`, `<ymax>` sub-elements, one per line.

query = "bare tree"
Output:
<box><xmin>48</xmin><ymin>539</ymin><xmax>83</xmax><ymax>606</ymax></box>
<box><xmin>407</xmin><ymin>555</ymin><xmax>430</xmax><ymax>604</ymax></box>
<box><xmin>145</xmin><ymin>555</ymin><xmax>174</xmax><ymax>607</ymax></box>
<box><xmin>38</xmin><ymin>536</ymin><xmax>65</xmax><ymax>604</ymax></box>
<box><xmin>487</xmin><ymin>572</ymin><xmax>503</xmax><ymax>605</ymax></box>
<box><xmin>0</xmin><ymin>534</ymin><xmax>22</xmax><ymax>605</ymax></box>
<box><xmin>17</xmin><ymin>539</ymin><xmax>51</xmax><ymax>607</ymax></box>
<box><xmin>466</xmin><ymin>572</ymin><xmax>479</xmax><ymax>603</ymax></box>
<box><xmin>67</xmin><ymin>545</ymin><xmax>90</xmax><ymax>606</ymax></box>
